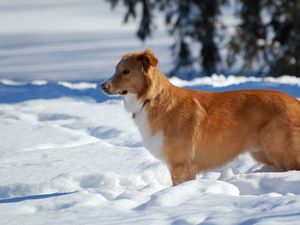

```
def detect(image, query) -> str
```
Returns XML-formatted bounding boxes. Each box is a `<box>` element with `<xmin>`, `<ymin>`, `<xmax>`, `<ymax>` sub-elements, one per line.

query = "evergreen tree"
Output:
<box><xmin>162</xmin><ymin>0</ymin><xmax>194</xmax><ymax>76</ymax></box>
<box><xmin>163</xmin><ymin>0</ymin><xmax>222</xmax><ymax>76</ymax></box>
<box><xmin>106</xmin><ymin>0</ymin><xmax>155</xmax><ymax>41</ymax></box>
<box><xmin>268</xmin><ymin>1</ymin><xmax>300</xmax><ymax>76</ymax></box>
<box><xmin>106</xmin><ymin>0</ymin><xmax>223</xmax><ymax>76</ymax></box>
<box><xmin>106</xmin><ymin>0</ymin><xmax>300</xmax><ymax>77</ymax></box>
<box><xmin>227</xmin><ymin>0</ymin><xmax>266</xmax><ymax>73</ymax></box>
<box><xmin>228</xmin><ymin>0</ymin><xmax>300</xmax><ymax>76</ymax></box>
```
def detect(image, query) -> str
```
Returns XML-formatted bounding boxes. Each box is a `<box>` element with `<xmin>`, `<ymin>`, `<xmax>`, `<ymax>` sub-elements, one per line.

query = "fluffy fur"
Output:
<box><xmin>101</xmin><ymin>49</ymin><xmax>300</xmax><ymax>186</ymax></box>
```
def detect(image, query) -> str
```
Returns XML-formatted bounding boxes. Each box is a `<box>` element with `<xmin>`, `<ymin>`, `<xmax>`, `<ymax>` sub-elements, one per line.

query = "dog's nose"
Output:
<box><xmin>101</xmin><ymin>82</ymin><xmax>110</xmax><ymax>91</ymax></box>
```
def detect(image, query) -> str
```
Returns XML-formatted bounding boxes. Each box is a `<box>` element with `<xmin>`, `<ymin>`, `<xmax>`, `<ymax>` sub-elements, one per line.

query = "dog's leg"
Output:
<box><xmin>250</xmin><ymin>151</ymin><xmax>272</xmax><ymax>166</ymax></box>
<box><xmin>258</xmin><ymin>120</ymin><xmax>300</xmax><ymax>170</ymax></box>
<box><xmin>170</xmin><ymin>163</ymin><xmax>198</xmax><ymax>186</ymax></box>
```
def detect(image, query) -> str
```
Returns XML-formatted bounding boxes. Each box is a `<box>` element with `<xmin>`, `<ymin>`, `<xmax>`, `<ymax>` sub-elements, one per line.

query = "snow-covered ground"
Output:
<box><xmin>2</xmin><ymin>1</ymin><xmax>300</xmax><ymax>224</ymax></box>
<box><xmin>2</xmin><ymin>76</ymin><xmax>300</xmax><ymax>225</ymax></box>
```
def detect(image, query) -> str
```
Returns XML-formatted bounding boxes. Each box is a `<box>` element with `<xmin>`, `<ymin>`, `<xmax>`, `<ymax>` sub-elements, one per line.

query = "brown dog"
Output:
<box><xmin>101</xmin><ymin>49</ymin><xmax>300</xmax><ymax>186</ymax></box>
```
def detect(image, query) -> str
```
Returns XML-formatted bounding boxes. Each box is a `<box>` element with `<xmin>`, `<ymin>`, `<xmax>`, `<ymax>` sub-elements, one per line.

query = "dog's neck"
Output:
<box><xmin>123</xmin><ymin>94</ymin><xmax>150</xmax><ymax>117</ymax></box>
<box><xmin>132</xmin><ymin>99</ymin><xmax>150</xmax><ymax>119</ymax></box>
<box><xmin>124</xmin><ymin>69</ymin><xmax>174</xmax><ymax>117</ymax></box>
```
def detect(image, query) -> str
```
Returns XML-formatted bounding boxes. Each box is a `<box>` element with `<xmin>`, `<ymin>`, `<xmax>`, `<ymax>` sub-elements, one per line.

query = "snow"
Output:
<box><xmin>58</xmin><ymin>81</ymin><xmax>97</xmax><ymax>90</ymax></box>
<box><xmin>2</xmin><ymin>1</ymin><xmax>300</xmax><ymax>224</ymax></box>
<box><xmin>0</xmin><ymin>0</ymin><xmax>136</xmax><ymax>34</ymax></box>
<box><xmin>0</xmin><ymin>0</ymin><xmax>172</xmax><ymax>81</ymax></box>
<box><xmin>170</xmin><ymin>74</ymin><xmax>262</xmax><ymax>87</ymax></box>
<box><xmin>2</xmin><ymin>77</ymin><xmax>300</xmax><ymax>225</ymax></box>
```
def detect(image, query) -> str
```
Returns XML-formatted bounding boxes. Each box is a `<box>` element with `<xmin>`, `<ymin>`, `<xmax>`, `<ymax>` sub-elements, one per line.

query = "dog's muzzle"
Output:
<box><xmin>100</xmin><ymin>81</ymin><xmax>128</xmax><ymax>95</ymax></box>
<box><xmin>101</xmin><ymin>82</ymin><xmax>110</xmax><ymax>92</ymax></box>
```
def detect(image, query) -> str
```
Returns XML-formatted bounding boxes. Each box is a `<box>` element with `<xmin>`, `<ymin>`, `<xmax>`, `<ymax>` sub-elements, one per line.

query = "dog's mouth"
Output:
<box><xmin>102</xmin><ymin>89</ymin><xmax>128</xmax><ymax>96</ymax></box>
<box><xmin>118</xmin><ymin>90</ymin><xmax>128</xmax><ymax>95</ymax></box>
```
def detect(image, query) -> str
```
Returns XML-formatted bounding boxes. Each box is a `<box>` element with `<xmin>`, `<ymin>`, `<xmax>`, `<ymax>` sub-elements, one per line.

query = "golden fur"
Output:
<box><xmin>102</xmin><ymin>49</ymin><xmax>300</xmax><ymax>186</ymax></box>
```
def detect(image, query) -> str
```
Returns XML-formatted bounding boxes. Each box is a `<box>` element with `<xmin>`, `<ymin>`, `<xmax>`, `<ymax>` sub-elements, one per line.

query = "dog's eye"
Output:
<box><xmin>122</xmin><ymin>69</ymin><xmax>130</xmax><ymax>75</ymax></box>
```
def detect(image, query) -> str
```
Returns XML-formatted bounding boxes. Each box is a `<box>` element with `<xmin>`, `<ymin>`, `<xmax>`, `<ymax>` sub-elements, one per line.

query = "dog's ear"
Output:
<box><xmin>137</xmin><ymin>49</ymin><xmax>158</xmax><ymax>72</ymax></box>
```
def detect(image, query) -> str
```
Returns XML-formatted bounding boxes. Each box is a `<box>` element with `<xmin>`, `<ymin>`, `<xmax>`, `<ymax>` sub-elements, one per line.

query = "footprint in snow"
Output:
<box><xmin>87</xmin><ymin>126</ymin><xmax>121</xmax><ymax>140</ymax></box>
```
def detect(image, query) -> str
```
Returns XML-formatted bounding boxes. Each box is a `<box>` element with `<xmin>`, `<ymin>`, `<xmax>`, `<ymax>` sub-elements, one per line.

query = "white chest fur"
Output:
<box><xmin>124</xmin><ymin>94</ymin><xmax>164</xmax><ymax>160</ymax></box>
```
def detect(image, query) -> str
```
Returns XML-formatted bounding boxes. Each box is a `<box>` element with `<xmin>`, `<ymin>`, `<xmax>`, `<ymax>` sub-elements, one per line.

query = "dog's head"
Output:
<box><xmin>101</xmin><ymin>49</ymin><xmax>158</xmax><ymax>97</ymax></box>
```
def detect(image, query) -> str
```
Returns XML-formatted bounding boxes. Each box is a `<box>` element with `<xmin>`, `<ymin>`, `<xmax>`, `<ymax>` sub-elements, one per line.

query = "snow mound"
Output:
<box><xmin>139</xmin><ymin>179</ymin><xmax>239</xmax><ymax>208</ymax></box>
<box><xmin>223</xmin><ymin>171</ymin><xmax>300</xmax><ymax>196</ymax></box>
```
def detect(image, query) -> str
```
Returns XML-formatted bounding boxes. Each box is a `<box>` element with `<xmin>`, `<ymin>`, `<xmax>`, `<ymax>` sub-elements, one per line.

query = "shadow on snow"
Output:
<box><xmin>0</xmin><ymin>191</ymin><xmax>76</xmax><ymax>203</ymax></box>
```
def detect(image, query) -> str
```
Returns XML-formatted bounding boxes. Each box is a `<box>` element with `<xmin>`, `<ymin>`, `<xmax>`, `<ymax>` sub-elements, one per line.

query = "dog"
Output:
<box><xmin>101</xmin><ymin>49</ymin><xmax>300</xmax><ymax>186</ymax></box>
